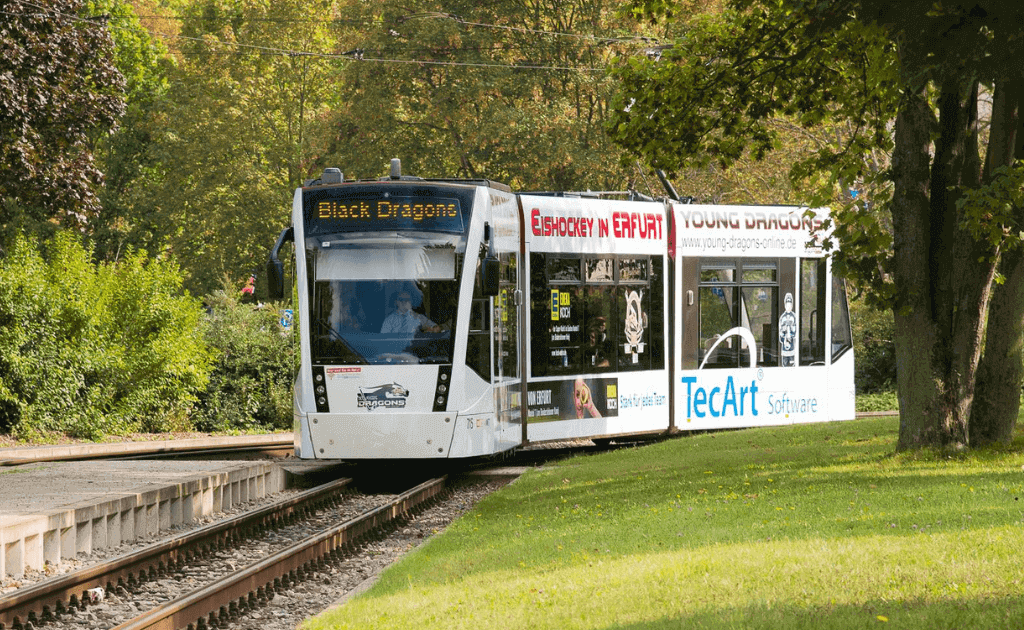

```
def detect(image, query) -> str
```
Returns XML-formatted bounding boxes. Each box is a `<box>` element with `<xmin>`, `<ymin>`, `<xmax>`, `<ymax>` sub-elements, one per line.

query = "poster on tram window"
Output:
<box><xmin>526</xmin><ymin>377</ymin><xmax>619</xmax><ymax>423</ymax></box>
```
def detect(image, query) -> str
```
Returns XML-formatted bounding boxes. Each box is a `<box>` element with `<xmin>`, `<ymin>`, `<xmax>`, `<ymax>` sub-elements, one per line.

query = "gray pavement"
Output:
<box><xmin>0</xmin><ymin>435</ymin><xmax>321</xmax><ymax>580</ymax></box>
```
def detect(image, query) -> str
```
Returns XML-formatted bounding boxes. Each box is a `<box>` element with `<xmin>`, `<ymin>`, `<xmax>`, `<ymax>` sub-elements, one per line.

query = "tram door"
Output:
<box><xmin>493</xmin><ymin>252</ymin><xmax>523</xmax><ymax>437</ymax></box>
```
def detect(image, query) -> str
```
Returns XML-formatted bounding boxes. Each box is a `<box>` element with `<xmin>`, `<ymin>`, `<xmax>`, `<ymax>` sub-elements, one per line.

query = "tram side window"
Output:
<box><xmin>530</xmin><ymin>253</ymin><xmax>550</xmax><ymax>377</ymax></box>
<box><xmin>467</xmin><ymin>251</ymin><xmax>493</xmax><ymax>381</ymax></box>
<box><xmin>547</xmin><ymin>284</ymin><xmax>583</xmax><ymax>372</ymax></box>
<box><xmin>697</xmin><ymin>260</ymin><xmax>780</xmax><ymax>368</ymax></box>
<box><xmin>530</xmin><ymin>253</ymin><xmax>660</xmax><ymax>376</ymax></box>
<box><xmin>800</xmin><ymin>259</ymin><xmax>827</xmax><ymax>365</ymax></box>
<box><xmin>741</xmin><ymin>261</ymin><xmax>779</xmax><ymax>367</ymax></box>
<box><xmin>582</xmin><ymin>257</ymin><xmax>614</xmax><ymax>372</ymax></box>
<box><xmin>648</xmin><ymin>257</ymin><xmax>665</xmax><ymax>370</ymax></box>
<box><xmin>493</xmin><ymin>253</ymin><xmax>519</xmax><ymax>379</ymax></box>
<box><xmin>582</xmin><ymin>288</ymin><xmax>614</xmax><ymax>372</ymax></box>
<box><xmin>530</xmin><ymin>255</ymin><xmax>584</xmax><ymax>375</ymax></box>
<box><xmin>831</xmin><ymin>275</ymin><xmax>853</xmax><ymax>362</ymax></box>
<box><xmin>699</xmin><ymin>265</ymin><xmax>739</xmax><ymax>368</ymax></box>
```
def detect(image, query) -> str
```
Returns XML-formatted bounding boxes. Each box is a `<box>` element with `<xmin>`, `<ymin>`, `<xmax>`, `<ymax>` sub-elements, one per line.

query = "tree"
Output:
<box><xmin>90</xmin><ymin>0</ymin><xmax>174</xmax><ymax>263</ymax></box>
<box><xmin>323</xmin><ymin>0</ymin><xmax>646</xmax><ymax>191</ymax></box>
<box><xmin>0</xmin><ymin>0</ymin><xmax>125</xmax><ymax>240</ymax></box>
<box><xmin>609</xmin><ymin>0</ymin><xmax>1024</xmax><ymax>449</ymax></box>
<box><xmin>122</xmin><ymin>0</ymin><xmax>343</xmax><ymax>296</ymax></box>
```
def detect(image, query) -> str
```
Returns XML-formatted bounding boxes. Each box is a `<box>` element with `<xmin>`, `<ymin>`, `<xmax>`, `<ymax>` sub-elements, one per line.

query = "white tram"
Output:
<box><xmin>267</xmin><ymin>161</ymin><xmax>855</xmax><ymax>460</ymax></box>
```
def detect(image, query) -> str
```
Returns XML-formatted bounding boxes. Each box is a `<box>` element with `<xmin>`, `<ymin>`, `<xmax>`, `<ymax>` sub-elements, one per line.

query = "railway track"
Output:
<box><xmin>0</xmin><ymin>435</ymin><xmax>295</xmax><ymax>467</ymax></box>
<box><xmin>0</xmin><ymin>476</ymin><xmax>451</xmax><ymax>630</ymax></box>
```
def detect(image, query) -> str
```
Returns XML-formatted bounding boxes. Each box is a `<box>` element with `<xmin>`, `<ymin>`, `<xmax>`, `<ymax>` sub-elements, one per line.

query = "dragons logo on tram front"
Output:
<box><xmin>357</xmin><ymin>382</ymin><xmax>409</xmax><ymax>411</ymax></box>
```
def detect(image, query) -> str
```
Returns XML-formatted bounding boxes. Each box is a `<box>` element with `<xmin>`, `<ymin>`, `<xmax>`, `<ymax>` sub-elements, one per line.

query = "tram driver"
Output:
<box><xmin>381</xmin><ymin>291</ymin><xmax>441</xmax><ymax>334</ymax></box>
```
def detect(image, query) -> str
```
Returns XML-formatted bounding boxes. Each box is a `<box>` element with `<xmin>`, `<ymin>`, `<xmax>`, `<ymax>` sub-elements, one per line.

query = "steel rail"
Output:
<box><xmin>0</xmin><ymin>478</ymin><xmax>352</xmax><ymax>629</ymax></box>
<box><xmin>0</xmin><ymin>435</ymin><xmax>295</xmax><ymax>466</ymax></box>
<box><xmin>110</xmin><ymin>477</ymin><xmax>447</xmax><ymax>630</ymax></box>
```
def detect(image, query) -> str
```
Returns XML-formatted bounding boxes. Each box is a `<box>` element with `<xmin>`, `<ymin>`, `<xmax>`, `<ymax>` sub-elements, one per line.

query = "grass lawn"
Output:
<box><xmin>304</xmin><ymin>416</ymin><xmax>1024</xmax><ymax>629</ymax></box>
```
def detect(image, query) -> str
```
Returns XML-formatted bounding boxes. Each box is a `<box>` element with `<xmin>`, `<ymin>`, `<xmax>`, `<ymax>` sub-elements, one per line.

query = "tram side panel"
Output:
<box><xmin>447</xmin><ymin>187</ymin><xmax>524</xmax><ymax>458</ymax></box>
<box><xmin>521</xmin><ymin>195</ymin><xmax>671</xmax><ymax>443</ymax></box>
<box><xmin>672</xmin><ymin>203</ymin><xmax>855</xmax><ymax>431</ymax></box>
<box><xmin>290</xmin><ymin>186</ymin><xmax>315</xmax><ymax>459</ymax></box>
<box><xmin>823</xmin><ymin>256</ymin><xmax>856</xmax><ymax>422</ymax></box>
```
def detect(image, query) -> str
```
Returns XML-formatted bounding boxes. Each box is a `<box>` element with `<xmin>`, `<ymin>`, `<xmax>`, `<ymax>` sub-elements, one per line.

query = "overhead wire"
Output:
<box><xmin>10</xmin><ymin>0</ymin><xmax>659</xmax><ymax>73</ymax></box>
<box><xmin>401</xmin><ymin>11</ymin><xmax>654</xmax><ymax>45</ymax></box>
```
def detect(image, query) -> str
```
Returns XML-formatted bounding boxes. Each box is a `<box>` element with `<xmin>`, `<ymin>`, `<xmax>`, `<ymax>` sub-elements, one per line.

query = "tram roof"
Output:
<box><xmin>303</xmin><ymin>174</ymin><xmax>512</xmax><ymax>193</ymax></box>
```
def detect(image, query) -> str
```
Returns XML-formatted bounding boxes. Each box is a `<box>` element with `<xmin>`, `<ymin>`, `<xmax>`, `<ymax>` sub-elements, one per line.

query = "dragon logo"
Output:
<box><xmin>357</xmin><ymin>382</ymin><xmax>409</xmax><ymax>411</ymax></box>
<box><xmin>622</xmin><ymin>289</ymin><xmax>647</xmax><ymax>363</ymax></box>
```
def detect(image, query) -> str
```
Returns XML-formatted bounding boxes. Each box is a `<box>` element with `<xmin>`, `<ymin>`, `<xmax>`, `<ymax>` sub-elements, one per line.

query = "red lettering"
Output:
<box><xmin>531</xmin><ymin>210</ymin><xmax>601</xmax><ymax>239</ymax></box>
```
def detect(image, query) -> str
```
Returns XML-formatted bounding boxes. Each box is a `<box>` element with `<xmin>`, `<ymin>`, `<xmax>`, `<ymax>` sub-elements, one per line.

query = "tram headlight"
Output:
<box><xmin>318</xmin><ymin>397</ymin><xmax>326</xmax><ymax>405</ymax></box>
<box><xmin>436</xmin><ymin>395</ymin><xmax>445</xmax><ymax>405</ymax></box>
<box><xmin>316</xmin><ymin>385</ymin><xmax>326</xmax><ymax>395</ymax></box>
<box><xmin>437</xmin><ymin>384</ymin><xmax>447</xmax><ymax>394</ymax></box>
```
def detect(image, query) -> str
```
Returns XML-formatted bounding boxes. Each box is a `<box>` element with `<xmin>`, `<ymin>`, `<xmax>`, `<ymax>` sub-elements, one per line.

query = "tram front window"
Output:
<box><xmin>308</xmin><ymin>241</ymin><xmax>461</xmax><ymax>365</ymax></box>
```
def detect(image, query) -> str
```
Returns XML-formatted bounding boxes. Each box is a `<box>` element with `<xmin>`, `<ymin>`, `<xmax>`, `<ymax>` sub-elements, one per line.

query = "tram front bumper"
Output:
<box><xmin>303</xmin><ymin>411</ymin><xmax>458</xmax><ymax>459</ymax></box>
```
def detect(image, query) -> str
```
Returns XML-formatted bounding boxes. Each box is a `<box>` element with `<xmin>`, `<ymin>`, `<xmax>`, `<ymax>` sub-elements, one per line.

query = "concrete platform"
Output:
<box><xmin>0</xmin><ymin>456</ymin><xmax>328</xmax><ymax>579</ymax></box>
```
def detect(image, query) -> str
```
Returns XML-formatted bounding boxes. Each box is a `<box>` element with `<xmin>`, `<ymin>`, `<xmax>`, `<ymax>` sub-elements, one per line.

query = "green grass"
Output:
<box><xmin>304</xmin><ymin>417</ymin><xmax>1024</xmax><ymax>629</ymax></box>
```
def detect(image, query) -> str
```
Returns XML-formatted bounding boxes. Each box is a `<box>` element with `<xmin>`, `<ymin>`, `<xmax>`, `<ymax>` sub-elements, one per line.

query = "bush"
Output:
<box><xmin>0</xmin><ymin>233</ymin><xmax>210</xmax><ymax>439</ymax></box>
<box><xmin>856</xmin><ymin>391</ymin><xmax>899</xmax><ymax>413</ymax></box>
<box><xmin>193</xmin><ymin>290</ymin><xmax>294</xmax><ymax>433</ymax></box>
<box><xmin>850</xmin><ymin>297</ymin><xmax>896</xmax><ymax>394</ymax></box>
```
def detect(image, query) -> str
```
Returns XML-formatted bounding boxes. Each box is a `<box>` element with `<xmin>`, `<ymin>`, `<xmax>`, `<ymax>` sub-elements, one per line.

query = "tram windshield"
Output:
<box><xmin>307</xmin><ymin>235</ymin><xmax>463</xmax><ymax>365</ymax></box>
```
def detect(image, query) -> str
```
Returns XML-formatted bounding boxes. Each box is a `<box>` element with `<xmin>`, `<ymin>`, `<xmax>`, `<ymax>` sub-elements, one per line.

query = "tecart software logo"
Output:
<box><xmin>680</xmin><ymin>375</ymin><xmax>759</xmax><ymax>419</ymax></box>
<box><xmin>681</xmin><ymin>374</ymin><xmax>821</xmax><ymax>419</ymax></box>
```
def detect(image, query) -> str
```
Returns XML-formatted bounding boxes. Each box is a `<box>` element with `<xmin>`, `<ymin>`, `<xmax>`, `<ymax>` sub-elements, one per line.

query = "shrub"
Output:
<box><xmin>0</xmin><ymin>233</ymin><xmax>210</xmax><ymax>439</ymax></box>
<box><xmin>856</xmin><ymin>391</ymin><xmax>899</xmax><ymax>413</ymax></box>
<box><xmin>850</xmin><ymin>297</ymin><xmax>896</xmax><ymax>394</ymax></box>
<box><xmin>193</xmin><ymin>289</ymin><xmax>294</xmax><ymax>433</ymax></box>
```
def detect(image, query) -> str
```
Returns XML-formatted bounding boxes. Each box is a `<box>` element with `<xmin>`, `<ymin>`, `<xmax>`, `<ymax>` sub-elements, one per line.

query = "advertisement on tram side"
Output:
<box><xmin>673</xmin><ymin>204</ymin><xmax>826</xmax><ymax>258</ymax></box>
<box><xmin>675</xmin><ymin>366</ymin><xmax>830</xmax><ymax>430</ymax></box>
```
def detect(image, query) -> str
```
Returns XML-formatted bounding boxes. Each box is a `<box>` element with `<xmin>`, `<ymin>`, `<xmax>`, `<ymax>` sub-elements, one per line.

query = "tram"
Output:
<box><xmin>267</xmin><ymin>160</ymin><xmax>855</xmax><ymax>460</ymax></box>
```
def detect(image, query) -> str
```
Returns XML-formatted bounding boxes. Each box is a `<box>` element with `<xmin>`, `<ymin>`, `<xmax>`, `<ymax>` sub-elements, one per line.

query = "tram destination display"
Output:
<box><xmin>304</xmin><ymin>186</ymin><xmax>468</xmax><ymax>234</ymax></box>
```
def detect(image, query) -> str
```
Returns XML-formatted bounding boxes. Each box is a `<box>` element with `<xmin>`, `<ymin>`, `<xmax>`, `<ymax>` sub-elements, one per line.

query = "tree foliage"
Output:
<box><xmin>324</xmin><ymin>0</ymin><xmax>646</xmax><ymax>191</ymax></box>
<box><xmin>610</xmin><ymin>6</ymin><xmax>900</xmax><ymax>298</ymax></box>
<box><xmin>112</xmin><ymin>0</ymin><xmax>343</xmax><ymax>296</ymax></box>
<box><xmin>610</xmin><ymin>0</ymin><xmax>1024</xmax><ymax>449</ymax></box>
<box><xmin>89</xmin><ymin>0</ymin><xmax>174</xmax><ymax>263</ymax></box>
<box><xmin>0</xmin><ymin>0</ymin><xmax>125</xmax><ymax>237</ymax></box>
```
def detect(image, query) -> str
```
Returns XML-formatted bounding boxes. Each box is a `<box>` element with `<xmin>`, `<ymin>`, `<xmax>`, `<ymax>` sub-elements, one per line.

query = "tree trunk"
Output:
<box><xmin>929</xmin><ymin>76</ymin><xmax>993</xmax><ymax>448</ymax></box>
<box><xmin>891</xmin><ymin>61</ymin><xmax>997</xmax><ymax>450</ymax></box>
<box><xmin>890</xmin><ymin>77</ymin><xmax>942</xmax><ymax>449</ymax></box>
<box><xmin>972</xmin><ymin>247</ymin><xmax>1024</xmax><ymax>444</ymax></box>
<box><xmin>970</xmin><ymin>79</ymin><xmax>1024</xmax><ymax>445</ymax></box>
